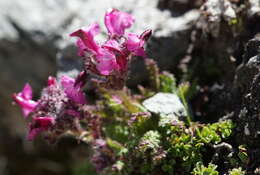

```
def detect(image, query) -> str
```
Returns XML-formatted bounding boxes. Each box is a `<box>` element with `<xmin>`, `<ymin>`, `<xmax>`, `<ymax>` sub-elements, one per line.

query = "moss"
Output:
<box><xmin>192</xmin><ymin>162</ymin><xmax>219</xmax><ymax>175</ymax></box>
<box><xmin>228</xmin><ymin>168</ymin><xmax>245</xmax><ymax>175</ymax></box>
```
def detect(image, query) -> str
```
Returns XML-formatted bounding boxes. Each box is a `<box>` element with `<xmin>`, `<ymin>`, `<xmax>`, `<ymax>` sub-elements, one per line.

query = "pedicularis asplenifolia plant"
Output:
<box><xmin>13</xmin><ymin>9</ymin><xmax>243</xmax><ymax>175</ymax></box>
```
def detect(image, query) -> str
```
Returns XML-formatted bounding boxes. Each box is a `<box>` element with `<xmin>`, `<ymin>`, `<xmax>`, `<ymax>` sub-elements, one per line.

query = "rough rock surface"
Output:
<box><xmin>142</xmin><ymin>92</ymin><xmax>186</xmax><ymax>117</ymax></box>
<box><xmin>143</xmin><ymin>92</ymin><xmax>187</xmax><ymax>127</ymax></box>
<box><xmin>233</xmin><ymin>36</ymin><xmax>260</xmax><ymax>145</ymax></box>
<box><xmin>229</xmin><ymin>35</ymin><xmax>260</xmax><ymax>173</ymax></box>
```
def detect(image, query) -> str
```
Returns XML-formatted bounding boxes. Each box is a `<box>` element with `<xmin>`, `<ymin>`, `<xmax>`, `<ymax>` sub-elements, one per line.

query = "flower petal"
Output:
<box><xmin>96</xmin><ymin>49</ymin><xmax>119</xmax><ymax>75</ymax></box>
<box><xmin>105</xmin><ymin>8</ymin><xmax>134</xmax><ymax>36</ymax></box>
<box><xmin>102</xmin><ymin>39</ymin><xmax>122</xmax><ymax>53</ymax></box>
<box><xmin>126</xmin><ymin>31</ymin><xmax>152</xmax><ymax>57</ymax></box>
<box><xmin>103</xmin><ymin>40</ymin><xmax>129</xmax><ymax>72</ymax></box>
<box><xmin>126</xmin><ymin>33</ymin><xmax>146</xmax><ymax>57</ymax></box>
<box><xmin>27</xmin><ymin>116</ymin><xmax>55</xmax><ymax>141</ymax></box>
<box><xmin>13</xmin><ymin>83</ymin><xmax>38</xmax><ymax>118</ymax></box>
<box><xmin>21</xmin><ymin>83</ymin><xmax>33</xmax><ymax>100</ymax></box>
<box><xmin>70</xmin><ymin>23</ymin><xmax>101</xmax><ymax>55</ymax></box>
<box><xmin>61</xmin><ymin>75</ymin><xmax>87</xmax><ymax>104</ymax></box>
<box><xmin>47</xmin><ymin>76</ymin><xmax>57</xmax><ymax>86</ymax></box>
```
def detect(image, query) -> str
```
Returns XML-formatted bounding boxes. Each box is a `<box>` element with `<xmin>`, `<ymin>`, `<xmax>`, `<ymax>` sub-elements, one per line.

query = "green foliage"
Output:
<box><xmin>192</xmin><ymin>162</ymin><xmax>219</xmax><ymax>175</ymax></box>
<box><xmin>162</xmin><ymin>120</ymin><xmax>234</xmax><ymax>173</ymax></box>
<box><xmin>138</xmin><ymin>130</ymin><xmax>161</xmax><ymax>154</ymax></box>
<box><xmin>159</xmin><ymin>71</ymin><xmax>177</xmax><ymax>93</ymax></box>
<box><xmin>167</xmin><ymin>123</ymin><xmax>203</xmax><ymax>172</ymax></box>
<box><xmin>228</xmin><ymin>168</ymin><xmax>245</xmax><ymax>175</ymax></box>
<box><xmin>199</xmin><ymin>120</ymin><xmax>234</xmax><ymax>144</ymax></box>
<box><xmin>238</xmin><ymin>145</ymin><xmax>249</xmax><ymax>164</ymax></box>
<box><xmin>79</xmin><ymin>64</ymin><xmax>236</xmax><ymax>175</ymax></box>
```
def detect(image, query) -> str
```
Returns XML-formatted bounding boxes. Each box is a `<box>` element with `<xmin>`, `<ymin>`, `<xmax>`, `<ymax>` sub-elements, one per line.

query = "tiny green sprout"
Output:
<box><xmin>192</xmin><ymin>162</ymin><xmax>219</xmax><ymax>175</ymax></box>
<box><xmin>238</xmin><ymin>145</ymin><xmax>249</xmax><ymax>164</ymax></box>
<box><xmin>228</xmin><ymin>167</ymin><xmax>245</xmax><ymax>175</ymax></box>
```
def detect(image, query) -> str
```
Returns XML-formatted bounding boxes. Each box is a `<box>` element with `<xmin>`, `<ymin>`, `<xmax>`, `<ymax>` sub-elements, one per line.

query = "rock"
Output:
<box><xmin>158</xmin><ymin>0</ymin><xmax>203</xmax><ymax>16</ymax></box>
<box><xmin>142</xmin><ymin>93</ymin><xmax>187</xmax><ymax>126</ymax></box>
<box><xmin>232</xmin><ymin>36</ymin><xmax>260</xmax><ymax>148</ymax></box>
<box><xmin>247</xmin><ymin>55</ymin><xmax>260</xmax><ymax>68</ymax></box>
<box><xmin>200</xmin><ymin>0</ymin><xmax>236</xmax><ymax>37</ymax></box>
<box><xmin>248</xmin><ymin>0</ymin><xmax>260</xmax><ymax>17</ymax></box>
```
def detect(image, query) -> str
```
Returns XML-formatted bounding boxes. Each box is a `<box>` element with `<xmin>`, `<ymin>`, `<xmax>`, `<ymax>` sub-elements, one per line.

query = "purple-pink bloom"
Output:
<box><xmin>70</xmin><ymin>24</ymin><xmax>120</xmax><ymax>76</ymax></box>
<box><xmin>105</xmin><ymin>8</ymin><xmax>134</xmax><ymax>36</ymax></box>
<box><xmin>126</xmin><ymin>33</ymin><xmax>145</xmax><ymax>57</ymax></box>
<box><xmin>13</xmin><ymin>75</ymin><xmax>88</xmax><ymax>141</ymax></box>
<box><xmin>126</xmin><ymin>29</ymin><xmax>152</xmax><ymax>57</ymax></box>
<box><xmin>95</xmin><ymin>48</ymin><xmax>119</xmax><ymax>75</ymax></box>
<box><xmin>27</xmin><ymin>116</ymin><xmax>55</xmax><ymax>141</ymax></box>
<box><xmin>47</xmin><ymin>76</ymin><xmax>57</xmax><ymax>86</ymax></box>
<box><xmin>70</xmin><ymin>23</ymin><xmax>101</xmax><ymax>56</ymax></box>
<box><xmin>13</xmin><ymin>83</ymin><xmax>38</xmax><ymax>118</ymax></box>
<box><xmin>61</xmin><ymin>75</ymin><xmax>87</xmax><ymax>104</ymax></box>
<box><xmin>70</xmin><ymin>9</ymin><xmax>151</xmax><ymax>88</ymax></box>
<box><xmin>102</xmin><ymin>39</ymin><xmax>131</xmax><ymax>72</ymax></box>
<box><xmin>103</xmin><ymin>39</ymin><xmax>122</xmax><ymax>53</ymax></box>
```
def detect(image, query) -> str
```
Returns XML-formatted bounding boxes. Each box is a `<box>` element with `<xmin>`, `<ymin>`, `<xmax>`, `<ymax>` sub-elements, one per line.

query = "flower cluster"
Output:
<box><xmin>13</xmin><ymin>75</ymin><xmax>86</xmax><ymax>140</ymax></box>
<box><xmin>70</xmin><ymin>8</ymin><xmax>151</xmax><ymax>89</ymax></box>
<box><xmin>13</xmin><ymin>9</ymin><xmax>151</xmax><ymax>141</ymax></box>
<box><xmin>12</xmin><ymin>8</ymin><xmax>152</xmax><ymax>174</ymax></box>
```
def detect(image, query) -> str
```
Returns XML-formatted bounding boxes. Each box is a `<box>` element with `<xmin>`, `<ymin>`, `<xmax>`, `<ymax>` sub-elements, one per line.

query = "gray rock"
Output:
<box><xmin>142</xmin><ymin>93</ymin><xmax>187</xmax><ymax>126</ymax></box>
<box><xmin>248</xmin><ymin>0</ymin><xmax>260</xmax><ymax>17</ymax></box>
<box><xmin>247</xmin><ymin>55</ymin><xmax>260</xmax><ymax>69</ymax></box>
<box><xmin>232</xmin><ymin>36</ymin><xmax>260</xmax><ymax>147</ymax></box>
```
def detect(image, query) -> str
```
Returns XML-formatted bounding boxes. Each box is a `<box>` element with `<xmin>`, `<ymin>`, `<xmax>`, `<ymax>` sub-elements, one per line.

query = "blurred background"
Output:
<box><xmin>0</xmin><ymin>0</ymin><xmax>202</xmax><ymax>174</ymax></box>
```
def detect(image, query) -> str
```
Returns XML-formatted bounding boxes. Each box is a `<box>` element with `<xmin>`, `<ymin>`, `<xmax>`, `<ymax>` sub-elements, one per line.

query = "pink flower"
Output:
<box><xmin>102</xmin><ymin>39</ymin><xmax>129</xmax><ymax>72</ymax></box>
<box><xmin>13</xmin><ymin>75</ymin><xmax>88</xmax><ymax>141</ymax></box>
<box><xmin>47</xmin><ymin>76</ymin><xmax>57</xmax><ymax>86</ymax></box>
<box><xmin>61</xmin><ymin>75</ymin><xmax>87</xmax><ymax>104</ymax></box>
<box><xmin>13</xmin><ymin>83</ymin><xmax>38</xmax><ymax>118</ymax></box>
<box><xmin>70</xmin><ymin>23</ymin><xmax>101</xmax><ymax>56</ymax></box>
<box><xmin>70</xmin><ymin>24</ymin><xmax>119</xmax><ymax>76</ymax></box>
<box><xmin>105</xmin><ymin>8</ymin><xmax>134</xmax><ymax>36</ymax></box>
<box><xmin>70</xmin><ymin>9</ymin><xmax>151</xmax><ymax>87</ymax></box>
<box><xmin>27</xmin><ymin>116</ymin><xmax>55</xmax><ymax>141</ymax></box>
<box><xmin>126</xmin><ymin>29</ymin><xmax>152</xmax><ymax>57</ymax></box>
<box><xmin>95</xmin><ymin>48</ymin><xmax>119</xmax><ymax>75</ymax></box>
<box><xmin>102</xmin><ymin>39</ymin><xmax>122</xmax><ymax>53</ymax></box>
